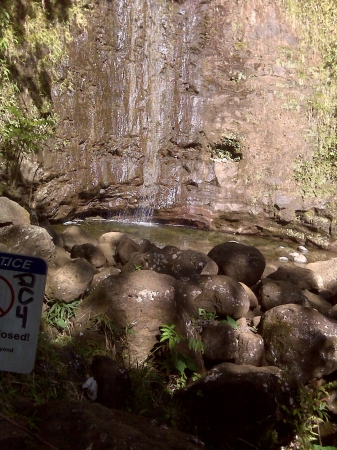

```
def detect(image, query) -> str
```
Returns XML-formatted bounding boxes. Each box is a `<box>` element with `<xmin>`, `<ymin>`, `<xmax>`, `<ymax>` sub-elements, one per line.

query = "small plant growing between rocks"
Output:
<box><xmin>208</xmin><ymin>135</ymin><xmax>243</xmax><ymax>162</ymax></box>
<box><xmin>43</xmin><ymin>298</ymin><xmax>79</xmax><ymax>331</ymax></box>
<box><xmin>281</xmin><ymin>380</ymin><xmax>337</xmax><ymax>450</ymax></box>
<box><xmin>88</xmin><ymin>313</ymin><xmax>135</xmax><ymax>357</ymax></box>
<box><xmin>221</xmin><ymin>315</ymin><xmax>239</xmax><ymax>330</ymax></box>
<box><xmin>198</xmin><ymin>308</ymin><xmax>217</xmax><ymax>321</ymax></box>
<box><xmin>159</xmin><ymin>323</ymin><xmax>204</xmax><ymax>389</ymax></box>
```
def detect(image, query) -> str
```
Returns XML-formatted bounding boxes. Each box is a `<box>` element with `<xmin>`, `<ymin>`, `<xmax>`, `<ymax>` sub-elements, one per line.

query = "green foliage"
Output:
<box><xmin>88</xmin><ymin>313</ymin><xmax>136</xmax><ymax>359</ymax></box>
<box><xmin>0</xmin><ymin>106</ymin><xmax>56</xmax><ymax>186</ymax></box>
<box><xmin>0</xmin><ymin>1</ymin><xmax>86</xmax><ymax>189</ymax></box>
<box><xmin>281</xmin><ymin>0</ymin><xmax>337</xmax><ymax>196</ymax></box>
<box><xmin>314</xmin><ymin>446</ymin><xmax>337</xmax><ymax>450</ymax></box>
<box><xmin>198</xmin><ymin>308</ymin><xmax>217</xmax><ymax>321</ymax></box>
<box><xmin>160</xmin><ymin>323</ymin><xmax>182</xmax><ymax>350</ymax></box>
<box><xmin>324</xmin><ymin>40</ymin><xmax>337</xmax><ymax>78</ymax></box>
<box><xmin>282</xmin><ymin>380</ymin><xmax>337</xmax><ymax>449</ymax></box>
<box><xmin>159</xmin><ymin>323</ymin><xmax>203</xmax><ymax>389</ymax></box>
<box><xmin>209</xmin><ymin>135</ymin><xmax>243</xmax><ymax>162</ymax></box>
<box><xmin>222</xmin><ymin>315</ymin><xmax>238</xmax><ymax>330</ymax></box>
<box><xmin>43</xmin><ymin>299</ymin><xmax>79</xmax><ymax>331</ymax></box>
<box><xmin>0</xmin><ymin>332</ymin><xmax>84</xmax><ymax>415</ymax></box>
<box><xmin>127</xmin><ymin>360</ymin><xmax>186</xmax><ymax>428</ymax></box>
<box><xmin>127</xmin><ymin>360</ymin><xmax>165</xmax><ymax>415</ymax></box>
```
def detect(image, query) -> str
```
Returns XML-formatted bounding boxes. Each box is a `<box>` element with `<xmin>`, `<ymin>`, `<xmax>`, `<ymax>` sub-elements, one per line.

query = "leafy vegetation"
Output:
<box><xmin>282</xmin><ymin>380</ymin><xmax>337</xmax><ymax>450</ymax></box>
<box><xmin>280</xmin><ymin>0</ymin><xmax>337</xmax><ymax>196</ymax></box>
<box><xmin>221</xmin><ymin>315</ymin><xmax>238</xmax><ymax>329</ymax></box>
<box><xmin>159</xmin><ymin>323</ymin><xmax>203</xmax><ymax>389</ymax></box>
<box><xmin>0</xmin><ymin>0</ymin><xmax>86</xmax><ymax>190</ymax></box>
<box><xmin>209</xmin><ymin>134</ymin><xmax>243</xmax><ymax>162</ymax></box>
<box><xmin>0</xmin><ymin>106</ymin><xmax>56</xmax><ymax>186</ymax></box>
<box><xmin>43</xmin><ymin>298</ymin><xmax>79</xmax><ymax>330</ymax></box>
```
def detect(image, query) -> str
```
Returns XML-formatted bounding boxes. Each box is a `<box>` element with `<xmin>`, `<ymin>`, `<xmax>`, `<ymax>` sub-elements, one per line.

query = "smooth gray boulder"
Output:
<box><xmin>208</xmin><ymin>242</ymin><xmax>266</xmax><ymax>287</ymax></box>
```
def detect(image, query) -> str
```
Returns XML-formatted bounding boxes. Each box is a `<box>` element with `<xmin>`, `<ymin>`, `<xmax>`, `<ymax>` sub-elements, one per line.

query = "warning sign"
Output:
<box><xmin>0</xmin><ymin>252</ymin><xmax>47</xmax><ymax>374</ymax></box>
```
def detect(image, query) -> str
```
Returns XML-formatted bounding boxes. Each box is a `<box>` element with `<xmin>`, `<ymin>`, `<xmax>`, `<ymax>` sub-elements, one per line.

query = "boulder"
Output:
<box><xmin>21</xmin><ymin>400</ymin><xmax>205</xmax><ymax>450</ymax></box>
<box><xmin>71</xmin><ymin>243</ymin><xmax>107</xmax><ymax>268</ymax></box>
<box><xmin>98</xmin><ymin>231</ymin><xmax>129</xmax><ymax>246</ymax></box>
<box><xmin>201</xmin><ymin>322</ymin><xmax>238</xmax><ymax>363</ymax></box>
<box><xmin>46</xmin><ymin>258</ymin><xmax>96</xmax><ymax>303</ymax></box>
<box><xmin>0</xmin><ymin>224</ymin><xmax>55</xmax><ymax>261</ymax></box>
<box><xmin>97</xmin><ymin>241</ymin><xmax>117</xmax><ymax>266</ymax></box>
<box><xmin>303</xmin><ymin>289</ymin><xmax>332</xmax><ymax>315</ymax></box>
<box><xmin>122</xmin><ymin>245</ymin><xmax>218</xmax><ymax>280</ymax></box>
<box><xmin>75</xmin><ymin>270</ymin><xmax>178</xmax><ymax>363</ymax></box>
<box><xmin>259</xmin><ymin>303</ymin><xmax>337</xmax><ymax>383</ymax></box>
<box><xmin>306</xmin><ymin>258</ymin><xmax>337</xmax><ymax>292</ymax></box>
<box><xmin>267</xmin><ymin>263</ymin><xmax>324</xmax><ymax>291</ymax></box>
<box><xmin>87</xmin><ymin>266</ymin><xmax>121</xmax><ymax>294</ymax></box>
<box><xmin>116</xmin><ymin>234</ymin><xmax>142</xmax><ymax>264</ymax></box>
<box><xmin>235</xmin><ymin>331</ymin><xmax>264</xmax><ymax>366</ymax></box>
<box><xmin>40</xmin><ymin>220</ymin><xmax>64</xmax><ymax>247</ymax></box>
<box><xmin>0</xmin><ymin>197</ymin><xmax>30</xmax><ymax>226</ymax></box>
<box><xmin>175</xmin><ymin>362</ymin><xmax>295</xmax><ymax>449</ymax></box>
<box><xmin>61</xmin><ymin>225</ymin><xmax>98</xmax><ymax>251</ymax></box>
<box><xmin>195</xmin><ymin>275</ymin><xmax>250</xmax><ymax>319</ymax></box>
<box><xmin>257</xmin><ymin>278</ymin><xmax>307</xmax><ymax>311</ymax></box>
<box><xmin>207</xmin><ymin>242</ymin><xmax>266</xmax><ymax>286</ymax></box>
<box><xmin>239</xmin><ymin>282</ymin><xmax>259</xmax><ymax>309</ymax></box>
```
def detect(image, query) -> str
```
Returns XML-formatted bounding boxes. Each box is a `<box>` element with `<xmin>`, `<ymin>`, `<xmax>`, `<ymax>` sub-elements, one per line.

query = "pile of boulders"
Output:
<box><xmin>2</xmin><ymin>196</ymin><xmax>337</xmax><ymax>449</ymax></box>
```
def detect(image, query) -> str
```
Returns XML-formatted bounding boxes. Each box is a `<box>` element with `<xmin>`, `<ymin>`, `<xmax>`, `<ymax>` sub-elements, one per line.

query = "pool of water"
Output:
<box><xmin>53</xmin><ymin>219</ymin><xmax>337</xmax><ymax>265</ymax></box>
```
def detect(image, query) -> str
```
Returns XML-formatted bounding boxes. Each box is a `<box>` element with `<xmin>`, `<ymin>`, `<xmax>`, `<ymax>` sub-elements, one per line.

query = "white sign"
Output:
<box><xmin>0</xmin><ymin>252</ymin><xmax>47</xmax><ymax>373</ymax></box>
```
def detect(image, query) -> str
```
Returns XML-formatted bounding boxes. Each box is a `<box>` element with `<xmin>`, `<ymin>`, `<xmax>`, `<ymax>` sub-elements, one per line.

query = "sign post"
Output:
<box><xmin>0</xmin><ymin>251</ymin><xmax>47</xmax><ymax>374</ymax></box>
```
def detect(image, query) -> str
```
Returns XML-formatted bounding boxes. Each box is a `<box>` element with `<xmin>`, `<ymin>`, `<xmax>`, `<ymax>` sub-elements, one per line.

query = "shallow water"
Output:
<box><xmin>53</xmin><ymin>219</ymin><xmax>337</xmax><ymax>265</ymax></box>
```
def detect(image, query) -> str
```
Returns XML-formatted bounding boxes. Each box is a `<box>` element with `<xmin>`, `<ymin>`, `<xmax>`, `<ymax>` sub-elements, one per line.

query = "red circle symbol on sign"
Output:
<box><xmin>0</xmin><ymin>275</ymin><xmax>15</xmax><ymax>317</ymax></box>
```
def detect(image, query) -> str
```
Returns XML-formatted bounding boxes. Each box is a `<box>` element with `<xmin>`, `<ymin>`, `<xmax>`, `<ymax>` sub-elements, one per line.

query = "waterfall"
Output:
<box><xmin>110</xmin><ymin>0</ymin><xmax>204</xmax><ymax>222</ymax></box>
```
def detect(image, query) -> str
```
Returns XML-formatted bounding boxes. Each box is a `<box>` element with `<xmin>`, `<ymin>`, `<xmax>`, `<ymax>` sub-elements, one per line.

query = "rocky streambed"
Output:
<box><xmin>2</xmin><ymin>196</ymin><xmax>337</xmax><ymax>449</ymax></box>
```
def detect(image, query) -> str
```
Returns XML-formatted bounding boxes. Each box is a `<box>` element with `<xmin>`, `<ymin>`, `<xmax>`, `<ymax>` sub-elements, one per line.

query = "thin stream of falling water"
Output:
<box><xmin>104</xmin><ymin>0</ymin><xmax>205</xmax><ymax>223</ymax></box>
<box><xmin>132</xmin><ymin>0</ymin><xmax>163</xmax><ymax>222</ymax></box>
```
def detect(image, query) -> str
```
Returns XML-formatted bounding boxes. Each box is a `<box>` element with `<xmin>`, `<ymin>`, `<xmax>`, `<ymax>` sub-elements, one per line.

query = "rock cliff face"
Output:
<box><xmin>33</xmin><ymin>0</ymin><xmax>328</xmax><ymax>241</ymax></box>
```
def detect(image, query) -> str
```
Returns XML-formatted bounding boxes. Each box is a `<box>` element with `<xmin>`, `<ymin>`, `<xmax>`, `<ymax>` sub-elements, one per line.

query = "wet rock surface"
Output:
<box><xmin>27</xmin><ymin>0</ymin><xmax>335</xmax><ymax>245</ymax></box>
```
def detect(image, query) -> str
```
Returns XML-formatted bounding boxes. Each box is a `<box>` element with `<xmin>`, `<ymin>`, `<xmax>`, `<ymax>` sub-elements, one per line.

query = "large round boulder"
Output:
<box><xmin>0</xmin><ymin>224</ymin><xmax>55</xmax><ymax>261</ymax></box>
<box><xmin>175</xmin><ymin>362</ymin><xmax>295</xmax><ymax>449</ymax></box>
<box><xmin>0</xmin><ymin>197</ymin><xmax>30</xmax><ymax>226</ymax></box>
<box><xmin>46</xmin><ymin>258</ymin><xmax>96</xmax><ymax>303</ymax></box>
<box><xmin>257</xmin><ymin>278</ymin><xmax>307</xmax><ymax>311</ymax></box>
<box><xmin>122</xmin><ymin>245</ymin><xmax>218</xmax><ymax>280</ymax></box>
<box><xmin>195</xmin><ymin>275</ymin><xmax>250</xmax><ymax>319</ymax></box>
<box><xmin>61</xmin><ymin>225</ymin><xmax>98</xmax><ymax>251</ymax></box>
<box><xmin>207</xmin><ymin>242</ymin><xmax>266</xmax><ymax>286</ymax></box>
<box><xmin>75</xmin><ymin>270</ymin><xmax>178</xmax><ymax>363</ymax></box>
<box><xmin>259</xmin><ymin>303</ymin><xmax>337</xmax><ymax>383</ymax></box>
